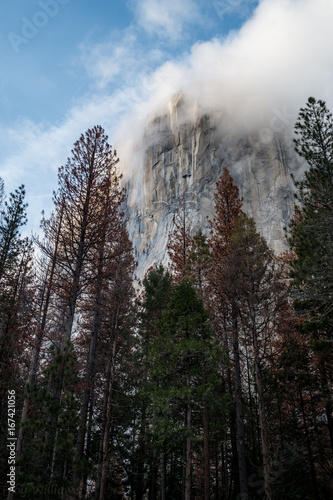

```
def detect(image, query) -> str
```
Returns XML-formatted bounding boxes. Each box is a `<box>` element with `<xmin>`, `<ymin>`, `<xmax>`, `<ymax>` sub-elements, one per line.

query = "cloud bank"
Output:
<box><xmin>116</xmin><ymin>0</ymin><xmax>333</xmax><ymax>157</ymax></box>
<box><xmin>1</xmin><ymin>0</ymin><xmax>333</xmax><ymax>233</ymax></box>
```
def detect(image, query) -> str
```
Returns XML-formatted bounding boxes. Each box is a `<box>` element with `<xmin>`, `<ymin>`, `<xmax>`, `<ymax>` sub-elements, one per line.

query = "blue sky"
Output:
<box><xmin>1</xmin><ymin>1</ymin><xmax>256</xmax><ymax>126</ymax></box>
<box><xmin>1</xmin><ymin>0</ymin><xmax>332</xmax><ymax>233</ymax></box>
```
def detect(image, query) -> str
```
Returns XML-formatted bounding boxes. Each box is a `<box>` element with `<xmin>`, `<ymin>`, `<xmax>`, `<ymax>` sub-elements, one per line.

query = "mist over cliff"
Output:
<box><xmin>113</xmin><ymin>0</ymin><xmax>333</xmax><ymax>277</ymax></box>
<box><xmin>122</xmin><ymin>95</ymin><xmax>303</xmax><ymax>277</ymax></box>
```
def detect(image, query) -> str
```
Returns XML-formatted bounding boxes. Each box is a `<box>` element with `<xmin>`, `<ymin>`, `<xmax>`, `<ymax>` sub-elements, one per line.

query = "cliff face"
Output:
<box><xmin>123</xmin><ymin>96</ymin><xmax>303</xmax><ymax>277</ymax></box>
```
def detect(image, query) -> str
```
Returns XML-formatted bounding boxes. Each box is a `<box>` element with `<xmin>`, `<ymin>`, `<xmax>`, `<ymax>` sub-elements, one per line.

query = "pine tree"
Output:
<box><xmin>290</xmin><ymin>96</ymin><xmax>333</xmax><ymax>326</ymax></box>
<box><xmin>293</xmin><ymin>96</ymin><xmax>333</xmax><ymax>210</ymax></box>
<box><xmin>209</xmin><ymin>166</ymin><xmax>243</xmax><ymax>257</ymax></box>
<box><xmin>0</xmin><ymin>185</ymin><xmax>28</xmax><ymax>283</ymax></box>
<box><xmin>186</xmin><ymin>229</ymin><xmax>211</xmax><ymax>301</ymax></box>
<box><xmin>140</xmin><ymin>264</ymin><xmax>174</xmax><ymax>340</ymax></box>
<box><xmin>224</xmin><ymin>214</ymin><xmax>288</xmax><ymax>499</ymax></box>
<box><xmin>289</xmin><ymin>97</ymin><xmax>333</xmax><ymax>455</ymax></box>
<box><xmin>0</xmin><ymin>238</ymin><xmax>35</xmax><ymax>500</ymax></box>
<box><xmin>18</xmin><ymin>340</ymin><xmax>80</xmax><ymax>500</ymax></box>
<box><xmin>208</xmin><ymin>167</ymin><xmax>245</xmax><ymax>499</ymax></box>
<box><xmin>72</xmin><ymin>183</ymin><xmax>132</xmax><ymax>498</ymax></box>
<box><xmin>17</xmin><ymin>205</ymin><xmax>65</xmax><ymax>465</ymax></box>
<box><xmin>270</xmin><ymin>310</ymin><xmax>325</xmax><ymax>499</ymax></box>
<box><xmin>137</xmin><ymin>265</ymin><xmax>174</xmax><ymax>500</ymax></box>
<box><xmin>167</xmin><ymin>199</ymin><xmax>193</xmax><ymax>282</ymax></box>
<box><xmin>148</xmin><ymin>280</ymin><xmax>220</xmax><ymax>500</ymax></box>
<box><xmin>0</xmin><ymin>182</ymin><xmax>37</xmax><ymax>500</ymax></box>
<box><xmin>94</xmin><ymin>225</ymin><xmax>135</xmax><ymax>500</ymax></box>
<box><xmin>0</xmin><ymin>184</ymin><xmax>30</xmax><ymax>417</ymax></box>
<box><xmin>49</xmin><ymin>126</ymin><xmax>122</xmax><ymax>347</ymax></box>
<box><xmin>16</xmin><ymin>126</ymin><xmax>134</xmax><ymax>499</ymax></box>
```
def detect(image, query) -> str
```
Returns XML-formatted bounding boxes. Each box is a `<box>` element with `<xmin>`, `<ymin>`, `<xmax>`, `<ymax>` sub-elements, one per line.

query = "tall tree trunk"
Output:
<box><xmin>95</xmin><ymin>310</ymin><xmax>119</xmax><ymax>500</ymax></box>
<box><xmin>253</xmin><ymin>325</ymin><xmax>272</xmax><ymax>500</ymax></box>
<box><xmin>134</xmin><ymin>406</ymin><xmax>147</xmax><ymax>500</ymax></box>
<box><xmin>99</xmin><ymin>337</ymin><xmax>117</xmax><ymax>500</ymax></box>
<box><xmin>320</xmin><ymin>365</ymin><xmax>333</xmax><ymax>455</ymax></box>
<box><xmin>148</xmin><ymin>454</ymin><xmax>158</xmax><ymax>500</ymax></box>
<box><xmin>62</xmin><ymin>147</ymin><xmax>95</xmax><ymax>345</ymax></box>
<box><xmin>232</xmin><ymin>310</ymin><xmax>248</xmax><ymax>500</ymax></box>
<box><xmin>53</xmin><ymin>177</ymin><xmax>95</xmax><ymax>495</ymax></box>
<box><xmin>16</xmin><ymin>206</ymin><xmax>63</xmax><ymax>463</ymax></box>
<box><xmin>222</xmin><ymin>310</ymin><xmax>238</xmax><ymax>500</ymax></box>
<box><xmin>185</xmin><ymin>402</ymin><xmax>191</xmax><ymax>500</ymax></box>
<box><xmin>299</xmin><ymin>385</ymin><xmax>319</xmax><ymax>498</ymax></box>
<box><xmin>215</xmin><ymin>439</ymin><xmax>220</xmax><ymax>500</ymax></box>
<box><xmin>245</xmin><ymin>344</ymin><xmax>258</xmax><ymax>470</ymax></box>
<box><xmin>81</xmin><ymin>395</ymin><xmax>94</xmax><ymax>500</ymax></box>
<box><xmin>203</xmin><ymin>397</ymin><xmax>210</xmax><ymax>500</ymax></box>
<box><xmin>74</xmin><ymin>248</ymin><xmax>104</xmax><ymax>497</ymax></box>
<box><xmin>161</xmin><ymin>451</ymin><xmax>166</xmax><ymax>500</ymax></box>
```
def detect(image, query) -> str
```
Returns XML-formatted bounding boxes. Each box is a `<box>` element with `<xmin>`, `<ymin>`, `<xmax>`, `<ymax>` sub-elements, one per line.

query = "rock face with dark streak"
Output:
<box><xmin>123</xmin><ymin>96</ymin><xmax>303</xmax><ymax>278</ymax></box>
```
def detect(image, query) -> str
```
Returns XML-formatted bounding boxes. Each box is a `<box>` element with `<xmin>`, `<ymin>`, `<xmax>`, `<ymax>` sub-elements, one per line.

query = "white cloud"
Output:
<box><xmin>109</xmin><ymin>0</ymin><xmax>333</xmax><ymax>210</ymax></box>
<box><xmin>133</xmin><ymin>0</ymin><xmax>200</xmax><ymax>40</ymax></box>
<box><xmin>2</xmin><ymin>0</ymin><xmax>333</xmax><ymax>234</ymax></box>
<box><xmin>79</xmin><ymin>28</ymin><xmax>165</xmax><ymax>90</ymax></box>
<box><xmin>80</xmin><ymin>30</ymin><xmax>139</xmax><ymax>89</ymax></box>
<box><xmin>116</xmin><ymin>0</ymin><xmax>333</xmax><ymax>153</ymax></box>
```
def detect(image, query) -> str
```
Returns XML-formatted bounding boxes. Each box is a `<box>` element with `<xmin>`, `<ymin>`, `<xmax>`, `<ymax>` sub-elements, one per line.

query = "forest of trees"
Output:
<box><xmin>0</xmin><ymin>98</ymin><xmax>332</xmax><ymax>500</ymax></box>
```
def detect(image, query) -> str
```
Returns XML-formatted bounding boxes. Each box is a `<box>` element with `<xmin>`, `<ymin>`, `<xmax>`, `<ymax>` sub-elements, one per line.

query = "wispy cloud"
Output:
<box><xmin>79</xmin><ymin>27</ymin><xmax>165</xmax><ymax>90</ymax></box>
<box><xmin>132</xmin><ymin>0</ymin><xmax>201</xmax><ymax>41</ymax></box>
<box><xmin>0</xmin><ymin>94</ymin><xmax>125</xmax><ymax>230</ymax></box>
<box><xmin>115</xmin><ymin>0</ymin><xmax>333</xmax><ymax>182</ymax></box>
<box><xmin>0</xmin><ymin>70</ymin><xmax>167</xmax><ymax>230</ymax></box>
<box><xmin>79</xmin><ymin>30</ymin><xmax>139</xmax><ymax>89</ymax></box>
<box><xmin>213</xmin><ymin>0</ymin><xmax>258</xmax><ymax>20</ymax></box>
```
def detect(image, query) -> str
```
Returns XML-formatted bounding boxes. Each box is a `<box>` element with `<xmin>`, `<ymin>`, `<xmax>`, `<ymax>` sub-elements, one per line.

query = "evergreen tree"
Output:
<box><xmin>289</xmin><ymin>96</ymin><xmax>333</xmax><ymax>455</ymax></box>
<box><xmin>18</xmin><ymin>340</ymin><xmax>80</xmax><ymax>500</ymax></box>
<box><xmin>0</xmin><ymin>181</ymin><xmax>38</xmax><ymax>500</ymax></box>
<box><xmin>293</xmin><ymin>96</ymin><xmax>333</xmax><ymax>210</ymax></box>
<box><xmin>148</xmin><ymin>280</ymin><xmax>221</xmax><ymax>499</ymax></box>
<box><xmin>270</xmin><ymin>312</ymin><xmax>328</xmax><ymax>499</ymax></box>
<box><xmin>224</xmin><ymin>214</ymin><xmax>288</xmax><ymax>499</ymax></box>
<box><xmin>290</xmin><ymin>96</ymin><xmax>333</xmax><ymax>328</ymax></box>
<box><xmin>15</xmin><ymin>126</ymin><xmax>135</xmax><ymax>500</ymax></box>
<box><xmin>186</xmin><ymin>229</ymin><xmax>211</xmax><ymax>301</ymax></box>
<box><xmin>0</xmin><ymin>185</ymin><xmax>28</xmax><ymax>283</ymax></box>
<box><xmin>209</xmin><ymin>166</ymin><xmax>243</xmax><ymax>257</ymax></box>
<box><xmin>136</xmin><ymin>265</ymin><xmax>174</xmax><ymax>500</ymax></box>
<box><xmin>167</xmin><ymin>199</ymin><xmax>193</xmax><ymax>282</ymax></box>
<box><xmin>93</xmin><ymin>226</ymin><xmax>135</xmax><ymax>500</ymax></box>
<box><xmin>140</xmin><ymin>264</ymin><xmax>174</xmax><ymax>341</ymax></box>
<box><xmin>208</xmin><ymin>166</ymin><xmax>245</xmax><ymax>499</ymax></box>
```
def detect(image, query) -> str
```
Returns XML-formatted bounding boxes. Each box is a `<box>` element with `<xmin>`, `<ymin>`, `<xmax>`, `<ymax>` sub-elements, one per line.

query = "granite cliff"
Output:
<box><xmin>122</xmin><ymin>96</ymin><xmax>304</xmax><ymax>277</ymax></box>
